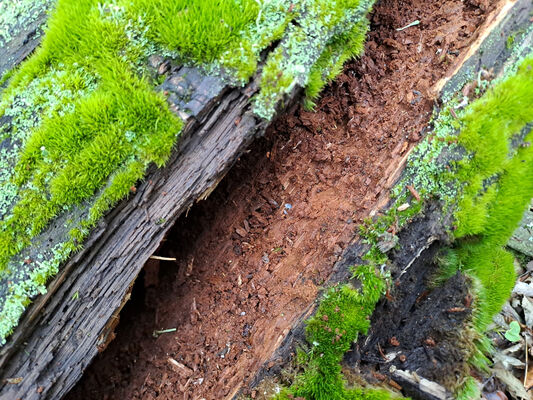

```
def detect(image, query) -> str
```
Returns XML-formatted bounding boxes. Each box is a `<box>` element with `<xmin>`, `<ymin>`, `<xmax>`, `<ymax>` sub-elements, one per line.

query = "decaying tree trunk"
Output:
<box><xmin>0</xmin><ymin>12</ymin><xmax>303</xmax><ymax>400</ymax></box>
<box><xmin>0</xmin><ymin>1</ymin><xmax>531</xmax><ymax>399</ymax></box>
<box><xmin>245</xmin><ymin>1</ymin><xmax>533</xmax><ymax>398</ymax></box>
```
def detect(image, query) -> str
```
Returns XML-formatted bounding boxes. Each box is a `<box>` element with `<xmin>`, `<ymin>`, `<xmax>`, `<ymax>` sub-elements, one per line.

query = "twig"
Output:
<box><xmin>168</xmin><ymin>358</ymin><xmax>193</xmax><ymax>377</ymax></box>
<box><xmin>406</xmin><ymin>185</ymin><xmax>421</xmax><ymax>201</ymax></box>
<box><xmin>525</xmin><ymin>335</ymin><xmax>529</xmax><ymax>387</ymax></box>
<box><xmin>153</xmin><ymin>328</ymin><xmax>177</xmax><ymax>338</ymax></box>
<box><xmin>149</xmin><ymin>255</ymin><xmax>177</xmax><ymax>261</ymax></box>
<box><xmin>396</xmin><ymin>20</ymin><xmax>420</xmax><ymax>31</ymax></box>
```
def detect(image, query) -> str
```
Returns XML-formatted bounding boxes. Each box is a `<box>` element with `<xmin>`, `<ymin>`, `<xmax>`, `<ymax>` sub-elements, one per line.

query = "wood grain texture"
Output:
<box><xmin>0</xmin><ymin>52</ymin><xmax>304</xmax><ymax>399</ymax></box>
<box><xmin>0</xmin><ymin>5</ymin><xmax>302</xmax><ymax>399</ymax></box>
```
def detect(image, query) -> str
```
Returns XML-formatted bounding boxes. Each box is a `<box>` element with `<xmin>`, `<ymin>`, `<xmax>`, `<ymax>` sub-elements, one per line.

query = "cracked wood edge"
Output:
<box><xmin>240</xmin><ymin>1</ymin><xmax>532</xmax><ymax>396</ymax></box>
<box><xmin>0</xmin><ymin>73</ymin><xmax>300</xmax><ymax>399</ymax></box>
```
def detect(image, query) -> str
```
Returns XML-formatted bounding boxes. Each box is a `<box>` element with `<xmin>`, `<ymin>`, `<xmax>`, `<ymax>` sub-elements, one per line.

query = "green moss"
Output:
<box><xmin>305</xmin><ymin>18</ymin><xmax>369</xmax><ymax>110</ymax></box>
<box><xmin>273</xmin><ymin>265</ymin><xmax>398</xmax><ymax>400</ymax></box>
<box><xmin>0</xmin><ymin>0</ymin><xmax>183</xmax><ymax>278</ymax></box>
<box><xmin>0</xmin><ymin>0</ymin><xmax>186</xmax><ymax>344</ymax></box>
<box><xmin>253</xmin><ymin>0</ymin><xmax>374</xmax><ymax>119</ymax></box>
<box><xmin>453</xmin><ymin>58</ymin><xmax>533</xmax><ymax>238</ymax></box>
<box><xmin>121</xmin><ymin>0</ymin><xmax>259</xmax><ymax>64</ymax></box>
<box><xmin>442</xmin><ymin>55</ymin><xmax>533</xmax><ymax>332</ymax></box>
<box><xmin>506</xmin><ymin>34</ymin><xmax>516</xmax><ymax>50</ymax></box>
<box><xmin>456</xmin><ymin>377</ymin><xmax>481</xmax><ymax>400</ymax></box>
<box><xmin>418</xmin><ymin>55</ymin><xmax>533</xmax><ymax>392</ymax></box>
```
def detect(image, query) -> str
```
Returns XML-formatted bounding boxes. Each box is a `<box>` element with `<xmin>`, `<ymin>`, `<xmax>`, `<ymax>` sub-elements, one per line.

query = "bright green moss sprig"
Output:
<box><xmin>304</xmin><ymin>17</ymin><xmax>369</xmax><ymax>109</ymax></box>
<box><xmin>253</xmin><ymin>0</ymin><xmax>374</xmax><ymax>119</ymax></box>
<box><xmin>274</xmin><ymin>265</ymin><xmax>398</xmax><ymax>400</ymax></box>
<box><xmin>453</xmin><ymin>57</ymin><xmax>533</xmax><ymax>238</ymax></box>
<box><xmin>444</xmin><ymin>121</ymin><xmax>533</xmax><ymax>386</ymax></box>
<box><xmin>442</xmin><ymin>55</ymin><xmax>533</xmax><ymax>333</ymax></box>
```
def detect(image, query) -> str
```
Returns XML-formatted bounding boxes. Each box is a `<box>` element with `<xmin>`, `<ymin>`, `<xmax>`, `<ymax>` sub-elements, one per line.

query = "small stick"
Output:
<box><xmin>525</xmin><ymin>335</ymin><xmax>529</xmax><ymax>387</ymax></box>
<box><xmin>447</xmin><ymin>307</ymin><xmax>466</xmax><ymax>313</ymax></box>
<box><xmin>396</xmin><ymin>20</ymin><xmax>420</xmax><ymax>31</ymax></box>
<box><xmin>449</xmin><ymin>108</ymin><xmax>458</xmax><ymax>119</ymax></box>
<box><xmin>149</xmin><ymin>255</ymin><xmax>177</xmax><ymax>261</ymax></box>
<box><xmin>168</xmin><ymin>358</ymin><xmax>193</xmax><ymax>377</ymax></box>
<box><xmin>406</xmin><ymin>185</ymin><xmax>421</xmax><ymax>201</ymax></box>
<box><xmin>153</xmin><ymin>328</ymin><xmax>177</xmax><ymax>338</ymax></box>
<box><xmin>378</xmin><ymin>344</ymin><xmax>387</xmax><ymax>360</ymax></box>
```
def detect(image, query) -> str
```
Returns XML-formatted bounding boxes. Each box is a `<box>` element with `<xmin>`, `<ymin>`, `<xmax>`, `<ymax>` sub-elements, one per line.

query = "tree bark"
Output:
<box><xmin>0</xmin><ymin>1</ymin><xmax>531</xmax><ymax>399</ymax></box>
<box><xmin>0</xmin><ymin>18</ymin><xmax>304</xmax><ymax>400</ymax></box>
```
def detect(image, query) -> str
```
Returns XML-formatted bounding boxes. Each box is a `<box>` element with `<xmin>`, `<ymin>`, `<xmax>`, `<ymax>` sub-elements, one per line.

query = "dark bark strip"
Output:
<box><xmin>0</xmin><ymin>50</ymin><xmax>304</xmax><ymax>400</ymax></box>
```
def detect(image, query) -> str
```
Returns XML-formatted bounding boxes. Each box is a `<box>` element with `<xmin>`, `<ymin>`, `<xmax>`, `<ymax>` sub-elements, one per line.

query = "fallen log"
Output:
<box><xmin>0</xmin><ymin>1</ymin><xmax>530</xmax><ymax>399</ymax></box>
<box><xmin>0</xmin><ymin>4</ymin><xmax>298</xmax><ymax>399</ymax></box>
<box><xmin>0</xmin><ymin>0</ymin><xmax>380</xmax><ymax>396</ymax></box>
<box><xmin>245</xmin><ymin>0</ymin><xmax>533</xmax><ymax>398</ymax></box>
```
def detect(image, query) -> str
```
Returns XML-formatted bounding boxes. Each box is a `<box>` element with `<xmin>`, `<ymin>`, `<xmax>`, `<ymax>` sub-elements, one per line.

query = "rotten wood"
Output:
<box><xmin>244</xmin><ymin>1</ymin><xmax>533</xmax><ymax>398</ymax></box>
<box><xmin>0</xmin><ymin>1</ymin><xmax>531</xmax><ymax>399</ymax></box>
<box><xmin>0</xmin><ymin>19</ymin><xmax>302</xmax><ymax>400</ymax></box>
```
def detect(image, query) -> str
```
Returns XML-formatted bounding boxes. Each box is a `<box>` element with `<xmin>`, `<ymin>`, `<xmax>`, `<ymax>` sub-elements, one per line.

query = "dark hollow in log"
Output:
<box><xmin>0</xmin><ymin>0</ymin><xmax>531</xmax><ymax>399</ymax></box>
<box><xmin>0</xmin><ymin>32</ymin><xmax>303</xmax><ymax>400</ymax></box>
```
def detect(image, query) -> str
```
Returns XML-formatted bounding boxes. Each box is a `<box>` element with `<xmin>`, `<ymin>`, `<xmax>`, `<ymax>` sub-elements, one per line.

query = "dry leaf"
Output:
<box><xmin>514</xmin><ymin>282</ymin><xmax>533</xmax><ymax>297</ymax></box>
<box><xmin>493</xmin><ymin>351</ymin><xmax>525</xmax><ymax>369</ymax></box>
<box><xmin>493</xmin><ymin>364</ymin><xmax>530</xmax><ymax>400</ymax></box>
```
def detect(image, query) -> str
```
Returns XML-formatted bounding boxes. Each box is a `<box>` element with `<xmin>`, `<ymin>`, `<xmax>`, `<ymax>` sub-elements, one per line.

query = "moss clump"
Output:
<box><xmin>455</xmin><ymin>376</ymin><xmax>481</xmax><ymax>400</ymax></box>
<box><xmin>441</xmin><ymin>56</ymin><xmax>533</xmax><ymax>374</ymax></box>
<box><xmin>253</xmin><ymin>0</ymin><xmax>374</xmax><ymax>119</ymax></box>
<box><xmin>273</xmin><ymin>265</ymin><xmax>398</xmax><ymax>400</ymax></box>
<box><xmin>396</xmin><ymin>53</ymin><xmax>533</xmax><ymax>392</ymax></box>
<box><xmin>122</xmin><ymin>0</ymin><xmax>259</xmax><ymax>64</ymax></box>
<box><xmin>0</xmin><ymin>0</ymin><xmax>183</xmax><ymax>276</ymax></box>
<box><xmin>453</xmin><ymin>59</ymin><xmax>533</xmax><ymax>238</ymax></box>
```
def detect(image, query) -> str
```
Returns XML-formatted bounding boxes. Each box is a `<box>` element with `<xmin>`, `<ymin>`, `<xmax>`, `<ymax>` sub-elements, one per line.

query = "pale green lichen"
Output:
<box><xmin>253</xmin><ymin>0</ymin><xmax>374</xmax><ymax>119</ymax></box>
<box><xmin>391</xmin><ymin>99</ymin><xmax>463</xmax><ymax>205</ymax></box>
<box><xmin>0</xmin><ymin>0</ymin><xmax>53</xmax><ymax>47</ymax></box>
<box><xmin>0</xmin><ymin>243</ymin><xmax>66</xmax><ymax>342</ymax></box>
